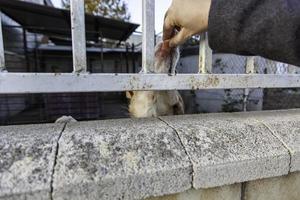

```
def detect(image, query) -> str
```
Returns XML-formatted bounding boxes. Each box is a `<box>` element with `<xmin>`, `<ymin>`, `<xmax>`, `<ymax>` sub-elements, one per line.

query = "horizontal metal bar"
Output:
<box><xmin>1</xmin><ymin>73</ymin><xmax>300</xmax><ymax>94</ymax></box>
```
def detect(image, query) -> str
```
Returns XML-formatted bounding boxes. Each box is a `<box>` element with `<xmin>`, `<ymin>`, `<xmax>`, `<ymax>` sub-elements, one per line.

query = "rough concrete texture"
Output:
<box><xmin>147</xmin><ymin>183</ymin><xmax>241</xmax><ymax>200</ymax></box>
<box><xmin>245</xmin><ymin>172</ymin><xmax>300</xmax><ymax>200</ymax></box>
<box><xmin>52</xmin><ymin>118</ymin><xmax>192</xmax><ymax>200</ymax></box>
<box><xmin>239</xmin><ymin>109</ymin><xmax>300</xmax><ymax>172</ymax></box>
<box><xmin>0</xmin><ymin>124</ymin><xmax>65</xmax><ymax>200</ymax></box>
<box><xmin>2</xmin><ymin>110</ymin><xmax>300</xmax><ymax>200</ymax></box>
<box><xmin>161</xmin><ymin>112</ymin><xmax>290</xmax><ymax>188</ymax></box>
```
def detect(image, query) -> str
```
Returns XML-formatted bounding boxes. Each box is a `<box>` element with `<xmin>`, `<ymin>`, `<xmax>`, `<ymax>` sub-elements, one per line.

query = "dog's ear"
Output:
<box><xmin>167</xmin><ymin>91</ymin><xmax>185</xmax><ymax>115</ymax></box>
<box><xmin>126</xmin><ymin>91</ymin><xmax>134</xmax><ymax>99</ymax></box>
<box><xmin>173</xmin><ymin>97</ymin><xmax>185</xmax><ymax>115</ymax></box>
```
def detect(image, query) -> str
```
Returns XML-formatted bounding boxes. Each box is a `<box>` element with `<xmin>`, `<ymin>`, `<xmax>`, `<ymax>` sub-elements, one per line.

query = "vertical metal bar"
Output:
<box><xmin>199</xmin><ymin>32</ymin><xmax>212</xmax><ymax>74</ymax></box>
<box><xmin>120</xmin><ymin>51</ymin><xmax>123</xmax><ymax>73</ymax></box>
<box><xmin>0</xmin><ymin>13</ymin><xmax>6</xmax><ymax>71</ymax></box>
<box><xmin>287</xmin><ymin>64</ymin><xmax>295</xmax><ymax>74</ymax></box>
<box><xmin>34</xmin><ymin>33</ymin><xmax>39</xmax><ymax>71</ymax></box>
<box><xmin>142</xmin><ymin>0</ymin><xmax>155</xmax><ymax>73</ymax></box>
<box><xmin>100</xmin><ymin>37</ymin><xmax>104</xmax><ymax>73</ymax></box>
<box><xmin>125</xmin><ymin>45</ymin><xmax>129</xmax><ymax>73</ymax></box>
<box><xmin>131</xmin><ymin>43</ymin><xmax>136</xmax><ymax>73</ymax></box>
<box><xmin>246</xmin><ymin>56</ymin><xmax>255</xmax><ymax>74</ymax></box>
<box><xmin>243</xmin><ymin>56</ymin><xmax>255</xmax><ymax>111</ymax></box>
<box><xmin>88</xmin><ymin>57</ymin><xmax>93</xmax><ymax>73</ymax></box>
<box><xmin>70</xmin><ymin>0</ymin><xmax>87</xmax><ymax>73</ymax></box>
<box><xmin>22</xmin><ymin>28</ymin><xmax>30</xmax><ymax>72</ymax></box>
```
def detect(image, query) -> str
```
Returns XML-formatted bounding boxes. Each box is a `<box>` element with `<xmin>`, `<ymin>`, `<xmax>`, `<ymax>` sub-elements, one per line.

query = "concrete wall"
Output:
<box><xmin>1</xmin><ymin>109</ymin><xmax>299</xmax><ymax>200</ymax></box>
<box><xmin>148</xmin><ymin>172</ymin><xmax>300</xmax><ymax>200</ymax></box>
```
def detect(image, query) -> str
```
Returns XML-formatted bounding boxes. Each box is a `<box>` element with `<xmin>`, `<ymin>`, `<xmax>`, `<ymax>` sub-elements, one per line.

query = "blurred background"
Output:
<box><xmin>1</xmin><ymin>0</ymin><xmax>299</xmax><ymax>125</ymax></box>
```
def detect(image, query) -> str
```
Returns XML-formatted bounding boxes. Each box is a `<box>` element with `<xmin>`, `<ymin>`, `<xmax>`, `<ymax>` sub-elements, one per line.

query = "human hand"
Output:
<box><xmin>163</xmin><ymin>0</ymin><xmax>212</xmax><ymax>47</ymax></box>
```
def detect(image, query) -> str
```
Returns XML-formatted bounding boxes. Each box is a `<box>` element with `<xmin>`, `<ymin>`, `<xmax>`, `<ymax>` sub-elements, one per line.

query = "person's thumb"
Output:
<box><xmin>169</xmin><ymin>28</ymin><xmax>192</xmax><ymax>47</ymax></box>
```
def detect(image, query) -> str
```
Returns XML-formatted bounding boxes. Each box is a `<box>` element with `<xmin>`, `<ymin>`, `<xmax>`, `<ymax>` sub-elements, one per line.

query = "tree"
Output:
<box><xmin>62</xmin><ymin>0</ymin><xmax>130</xmax><ymax>21</ymax></box>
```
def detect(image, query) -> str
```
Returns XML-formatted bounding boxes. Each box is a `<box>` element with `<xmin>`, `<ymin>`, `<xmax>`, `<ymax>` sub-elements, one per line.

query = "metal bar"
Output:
<box><xmin>131</xmin><ymin>43</ymin><xmax>136</xmax><ymax>73</ymax></box>
<box><xmin>34</xmin><ymin>33</ymin><xmax>39</xmax><ymax>71</ymax></box>
<box><xmin>199</xmin><ymin>33</ymin><xmax>212</xmax><ymax>73</ymax></box>
<box><xmin>100</xmin><ymin>37</ymin><xmax>104</xmax><ymax>73</ymax></box>
<box><xmin>142</xmin><ymin>0</ymin><xmax>155</xmax><ymax>73</ymax></box>
<box><xmin>70</xmin><ymin>0</ymin><xmax>87</xmax><ymax>73</ymax></box>
<box><xmin>243</xmin><ymin>57</ymin><xmax>256</xmax><ymax>111</ymax></box>
<box><xmin>245</xmin><ymin>56</ymin><xmax>256</xmax><ymax>74</ymax></box>
<box><xmin>2</xmin><ymin>73</ymin><xmax>300</xmax><ymax>94</ymax></box>
<box><xmin>125</xmin><ymin>45</ymin><xmax>129</xmax><ymax>73</ymax></box>
<box><xmin>22</xmin><ymin>28</ymin><xmax>30</xmax><ymax>72</ymax></box>
<box><xmin>0</xmin><ymin>13</ymin><xmax>5</xmax><ymax>71</ymax></box>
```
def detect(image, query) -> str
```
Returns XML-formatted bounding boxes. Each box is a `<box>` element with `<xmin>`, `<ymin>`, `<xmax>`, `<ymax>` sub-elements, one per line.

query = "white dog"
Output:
<box><xmin>126</xmin><ymin>41</ymin><xmax>184</xmax><ymax>118</ymax></box>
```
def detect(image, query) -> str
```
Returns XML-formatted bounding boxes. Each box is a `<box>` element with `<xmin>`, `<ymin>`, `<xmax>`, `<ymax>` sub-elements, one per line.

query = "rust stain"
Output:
<box><xmin>189</xmin><ymin>75</ymin><xmax>220</xmax><ymax>90</ymax></box>
<box><xmin>125</xmin><ymin>76</ymin><xmax>154</xmax><ymax>91</ymax></box>
<box><xmin>142</xmin><ymin>83</ymin><xmax>153</xmax><ymax>90</ymax></box>
<box><xmin>206</xmin><ymin>76</ymin><xmax>220</xmax><ymax>87</ymax></box>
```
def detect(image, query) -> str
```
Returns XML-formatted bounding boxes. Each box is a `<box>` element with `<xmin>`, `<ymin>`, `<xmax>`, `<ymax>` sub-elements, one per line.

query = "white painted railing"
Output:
<box><xmin>142</xmin><ymin>0</ymin><xmax>155</xmax><ymax>72</ymax></box>
<box><xmin>0</xmin><ymin>0</ymin><xmax>299</xmax><ymax>109</ymax></box>
<box><xmin>70</xmin><ymin>0</ymin><xmax>87</xmax><ymax>73</ymax></box>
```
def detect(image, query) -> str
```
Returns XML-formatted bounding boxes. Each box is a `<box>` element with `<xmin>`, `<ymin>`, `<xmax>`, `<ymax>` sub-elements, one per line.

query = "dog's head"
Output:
<box><xmin>126</xmin><ymin>41</ymin><xmax>183</xmax><ymax>118</ymax></box>
<box><xmin>126</xmin><ymin>91</ymin><xmax>184</xmax><ymax>118</ymax></box>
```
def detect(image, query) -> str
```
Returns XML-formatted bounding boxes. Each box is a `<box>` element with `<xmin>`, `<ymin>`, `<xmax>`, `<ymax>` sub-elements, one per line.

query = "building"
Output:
<box><xmin>0</xmin><ymin>0</ymin><xmax>140</xmax><ymax>125</ymax></box>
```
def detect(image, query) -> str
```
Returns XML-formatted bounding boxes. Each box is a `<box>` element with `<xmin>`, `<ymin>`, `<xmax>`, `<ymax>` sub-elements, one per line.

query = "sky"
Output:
<box><xmin>51</xmin><ymin>0</ymin><xmax>172</xmax><ymax>33</ymax></box>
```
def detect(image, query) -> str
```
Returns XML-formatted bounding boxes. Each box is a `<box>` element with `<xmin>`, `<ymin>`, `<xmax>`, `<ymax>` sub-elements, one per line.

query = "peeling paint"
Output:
<box><xmin>189</xmin><ymin>76</ymin><xmax>220</xmax><ymax>90</ymax></box>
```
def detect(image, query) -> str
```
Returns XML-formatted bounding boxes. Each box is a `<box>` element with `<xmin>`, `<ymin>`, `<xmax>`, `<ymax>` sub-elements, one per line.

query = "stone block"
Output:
<box><xmin>245</xmin><ymin>109</ymin><xmax>300</xmax><ymax>172</ymax></box>
<box><xmin>161</xmin><ymin>112</ymin><xmax>290</xmax><ymax>188</ymax></box>
<box><xmin>53</xmin><ymin>118</ymin><xmax>192</xmax><ymax>200</ymax></box>
<box><xmin>0</xmin><ymin>124</ymin><xmax>65</xmax><ymax>200</ymax></box>
<box><xmin>147</xmin><ymin>183</ymin><xmax>241</xmax><ymax>200</ymax></box>
<box><xmin>245</xmin><ymin>172</ymin><xmax>300</xmax><ymax>200</ymax></box>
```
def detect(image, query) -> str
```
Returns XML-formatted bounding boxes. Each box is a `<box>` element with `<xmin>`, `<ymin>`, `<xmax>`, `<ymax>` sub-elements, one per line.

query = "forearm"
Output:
<box><xmin>208</xmin><ymin>0</ymin><xmax>300</xmax><ymax>66</ymax></box>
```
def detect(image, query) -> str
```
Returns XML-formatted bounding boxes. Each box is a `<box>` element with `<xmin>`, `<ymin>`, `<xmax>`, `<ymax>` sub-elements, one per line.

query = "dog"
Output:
<box><xmin>126</xmin><ymin>41</ymin><xmax>184</xmax><ymax>118</ymax></box>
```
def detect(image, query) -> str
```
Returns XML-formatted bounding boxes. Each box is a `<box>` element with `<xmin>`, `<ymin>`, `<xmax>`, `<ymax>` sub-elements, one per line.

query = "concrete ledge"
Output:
<box><xmin>0</xmin><ymin>110</ymin><xmax>300</xmax><ymax>199</ymax></box>
<box><xmin>160</xmin><ymin>112</ymin><xmax>291</xmax><ymax>188</ymax></box>
<box><xmin>242</xmin><ymin>110</ymin><xmax>300</xmax><ymax>172</ymax></box>
<box><xmin>0</xmin><ymin>124</ymin><xmax>65</xmax><ymax>200</ymax></box>
<box><xmin>53</xmin><ymin>118</ymin><xmax>192</xmax><ymax>200</ymax></box>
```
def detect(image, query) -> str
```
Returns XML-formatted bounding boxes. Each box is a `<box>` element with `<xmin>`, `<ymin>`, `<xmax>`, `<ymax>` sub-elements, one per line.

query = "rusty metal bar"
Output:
<box><xmin>243</xmin><ymin>57</ymin><xmax>256</xmax><ymax>111</ymax></box>
<box><xmin>142</xmin><ymin>0</ymin><xmax>155</xmax><ymax>73</ymax></box>
<box><xmin>70</xmin><ymin>0</ymin><xmax>87</xmax><ymax>73</ymax></box>
<box><xmin>0</xmin><ymin>13</ymin><xmax>5</xmax><ymax>71</ymax></box>
<box><xmin>199</xmin><ymin>32</ymin><xmax>212</xmax><ymax>74</ymax></box>
<box><xmin>2</xmin><ymin>73</ymin><xmax>300</xmax><ymax>94</ymax></box>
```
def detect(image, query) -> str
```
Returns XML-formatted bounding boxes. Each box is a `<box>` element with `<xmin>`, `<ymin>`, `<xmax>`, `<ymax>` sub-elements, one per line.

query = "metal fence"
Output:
<box><xmin>1</xmin><ymin>0</ymin><xmax>300</xmax><ymax>116</ymax></box>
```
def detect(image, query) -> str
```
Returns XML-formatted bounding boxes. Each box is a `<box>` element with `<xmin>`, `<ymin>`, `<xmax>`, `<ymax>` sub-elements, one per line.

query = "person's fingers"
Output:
<box><xmin>163</xmin><ymin>11</ymin><xmax>175</xmax><ymax>41</ymax></box>
<box><xmin>169</xmin><ymin>28</ymin><xmax>192</xmax><ymax>47</ymax></box>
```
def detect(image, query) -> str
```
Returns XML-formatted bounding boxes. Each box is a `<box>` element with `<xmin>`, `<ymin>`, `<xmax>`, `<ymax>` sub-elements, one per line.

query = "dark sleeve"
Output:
<box><xmin>208</xmin><ymin>0</ymin><xmax>300</xmax><ymax>66</ymax></box>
